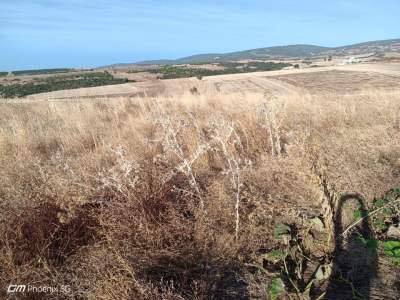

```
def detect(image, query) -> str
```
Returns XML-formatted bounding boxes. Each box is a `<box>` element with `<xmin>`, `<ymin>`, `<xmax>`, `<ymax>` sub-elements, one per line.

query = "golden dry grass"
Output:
<box><xmin>0</xmin><ymin>88</ymin><xmax>399</xmax><ymax>299</ymax></box>
<box><xmin>17</xmin><ymin>62</ymin><xmax>400</xmax><ymax>101</ymax></box>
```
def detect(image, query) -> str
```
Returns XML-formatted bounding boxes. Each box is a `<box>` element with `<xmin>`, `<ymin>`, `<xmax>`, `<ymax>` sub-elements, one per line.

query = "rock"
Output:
<box><xmin>387</xmin><ymin>225</ymin><xmax>400</xmax><ymax>239</ymax></box>
<box><xmin>311</xmin><ymin>217</ymin><xmax>325</xmax><ymax>232</ymax></box>
<box><xmin>315</xmin><ymin>263</ymin><xmax>333</xmax><ymax>281</ymax></box>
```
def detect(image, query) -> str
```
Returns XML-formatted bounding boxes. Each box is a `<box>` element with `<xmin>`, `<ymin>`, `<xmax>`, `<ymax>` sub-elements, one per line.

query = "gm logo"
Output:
<box><xmin>7</xmin><ymin>284</ymin><xmax>26</xmax><ymax>293</ymax></box>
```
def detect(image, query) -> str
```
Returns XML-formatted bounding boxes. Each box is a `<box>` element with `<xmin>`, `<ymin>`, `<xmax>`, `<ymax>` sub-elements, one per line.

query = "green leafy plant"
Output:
<box><xmin>369</xmin><ymin>190</ymin><xmax>400</xmax><ymax>234</ymax></box>
<box><xmin>347</xmin><ymin>189</ymin><xmax>400</xmax><ymax>237</ymax></box>
<box><xmin>373</xmin><ymin>219</ymin><xmax>388</xmax><ymax>231</ymax></box>
<box><xmin>392</xmin><ymin>187</ymin><xmax>400</xmax><ymax>197</ymax></box>
<box><xmin>373</xmin><ymin>198</ymin><xmax>387</xmax><ymax>207</ymax></box>
<box><xmin>274</xmin><ymin>224</ymin><xmax>291</xmax><ymax>239</ymax></box>
<box><xmin>353</xmin><ymin>208</ymin><xmax>368</xmax><ymax>220</ymax></box>
<box><xmin>357</xmin><ymin>235</ymin><xmax>379</xmax><ymax>251</ymax></box>
<box><xmin>270</xmin><ymin>277</ymin><xmax>285</xmax><ymax>300</ymax></box>
<box><xmin>263</xmin><ymin>250</ymin><xmax>286</xmax><ymax>262</ymax></box>
<box><xmin>383</xmin><ymin>240</ymin><xmax>400</xmax><ymax>265</ymax></box>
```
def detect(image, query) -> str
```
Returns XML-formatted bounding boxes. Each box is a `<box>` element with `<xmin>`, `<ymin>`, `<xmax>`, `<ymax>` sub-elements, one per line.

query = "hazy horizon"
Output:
<box><xmin>1</xmin><ymin>0</ymin><xmax>400</xmax><ymax>71</ymax></box>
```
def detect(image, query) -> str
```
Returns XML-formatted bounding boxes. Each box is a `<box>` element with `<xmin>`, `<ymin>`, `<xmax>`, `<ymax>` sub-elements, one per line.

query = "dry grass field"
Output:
<box><xmin>275</xmin><ymin>70</ymin><xmax>400</xmax><ymax>94</ymax></box>
<box><xmin>1</xmin><ymin>64</ymin><xmax>400</xmax><ymax>299</ymax></box>
<box><xmin>18</xmin><ymin>62</ymin><xmax>400</xmax><ymax>101</ymax></box>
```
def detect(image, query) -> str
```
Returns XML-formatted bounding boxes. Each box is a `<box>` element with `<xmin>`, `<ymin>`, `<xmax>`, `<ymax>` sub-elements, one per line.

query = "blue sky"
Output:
<box><xmin>1</xmin><ymin>0</ymin><xmax>399</xmax><ymax>71</ymax></box>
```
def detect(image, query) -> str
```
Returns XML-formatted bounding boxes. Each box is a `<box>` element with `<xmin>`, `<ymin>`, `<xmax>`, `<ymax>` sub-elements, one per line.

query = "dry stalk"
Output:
<box><xmin>258</xmin><ymin>96</ymin><xmax>286</xmax><ymax>158</ymax></box>
<box><xmin>341</xmin><ymin>196</ymin><xmax>400</xmax><ymax>237</ymax></box>
<box><xmin>154</xmin><ymin>105</ymin><xmax>208</xmax><ymax>209</ymax></box>
<box><xmin>210</xmin><ymin>115</ymin><xmax>249</xmax><ymax>240</ymax></box>
<box><xmin>92</xmin><ymin>145</ymin><xmax>139</xmax><ymax>198</ymax></box>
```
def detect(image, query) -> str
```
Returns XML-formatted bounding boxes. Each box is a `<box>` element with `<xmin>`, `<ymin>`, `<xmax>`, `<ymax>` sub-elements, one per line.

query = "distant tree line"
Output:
<box><xmin>11</xmin><ymin>68</ymin><xmax>73</xmax><ymax>76</ymax></box>
<box><xmin>0</xmin><ymin>72</ymin><xmax>132</xmax><ymax>98</ymax></box>
<box><xmin>151</xmin><ymin>62</ymin><xmax>292</xmax><ymax>79</ymax></box>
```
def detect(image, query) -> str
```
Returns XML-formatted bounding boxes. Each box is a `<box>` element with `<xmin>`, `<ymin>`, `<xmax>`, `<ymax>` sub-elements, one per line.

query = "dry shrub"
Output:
<box><xmin>6</xmin><ymin>202</ymin><xmax>99</xmax><ymax>266</ymax></box>
<box><xmin>0</xmin><ymin>90</ymin><xmax>399</xmax><ymax>299</ymax></box>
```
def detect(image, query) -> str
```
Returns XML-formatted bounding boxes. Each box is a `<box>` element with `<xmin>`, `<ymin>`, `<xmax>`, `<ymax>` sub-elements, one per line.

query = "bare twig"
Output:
<box><xmin>341</xmin><ymin>197</ymin><xmax>400</xmax><ymax>236</ymax></box>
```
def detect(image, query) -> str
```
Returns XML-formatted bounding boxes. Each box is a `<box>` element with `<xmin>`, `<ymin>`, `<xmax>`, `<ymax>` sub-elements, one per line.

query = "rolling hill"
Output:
<box><xmin>136</xmin><ymin>38</ymin><xmax>400</xmax><ymax>65</ymax></box>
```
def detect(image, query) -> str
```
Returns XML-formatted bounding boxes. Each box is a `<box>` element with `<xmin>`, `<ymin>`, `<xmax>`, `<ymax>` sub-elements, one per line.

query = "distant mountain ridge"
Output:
<box><xmin>135</xmin><ymin>38</ymin><xmax>400</xmax><ymax>65</ymax></box>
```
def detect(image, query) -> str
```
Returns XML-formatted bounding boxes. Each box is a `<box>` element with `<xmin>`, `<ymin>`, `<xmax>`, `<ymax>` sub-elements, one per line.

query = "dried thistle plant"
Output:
<box><xmin>258</xmin><ymin>96</ymin><xmax>286</xmax><ymax>158</ymax></box>
<box><xmin>210</xmin><ymin>114</ymin><xmax>251</xmax><ymax>240</ymax></box>
<box><xmin>94</xmin><ymin>145</ymin><xmax>140</xmax><ymax>198</ymax></box>
<box><xmin>153</xmin><ymin>104</ymin><xmax>210</xmax><ymax>209</ymax></box>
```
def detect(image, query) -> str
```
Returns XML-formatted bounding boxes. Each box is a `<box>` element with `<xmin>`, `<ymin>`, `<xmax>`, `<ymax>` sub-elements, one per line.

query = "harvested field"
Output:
<box><xmin>10</xmin><ymin>62</ymin><xmax>399</xmax><ymax>102</ymax></box>
<box><xmin>275</xmin><ymin>70</ymin><xmax>400</xmax><ymax>94</ymax></box>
